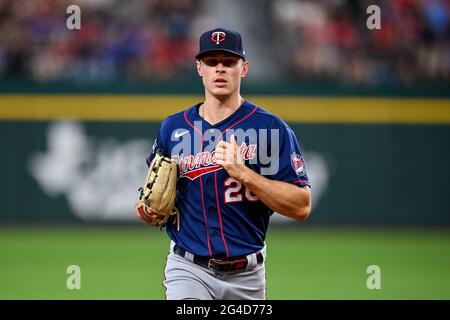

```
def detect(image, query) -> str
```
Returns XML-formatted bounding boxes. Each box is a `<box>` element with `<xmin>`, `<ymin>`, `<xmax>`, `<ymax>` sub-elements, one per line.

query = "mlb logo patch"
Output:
<box><xmin>291</xmin><ymin>153</ymin><xmax>305</xmax><ymax>176</ymax></box>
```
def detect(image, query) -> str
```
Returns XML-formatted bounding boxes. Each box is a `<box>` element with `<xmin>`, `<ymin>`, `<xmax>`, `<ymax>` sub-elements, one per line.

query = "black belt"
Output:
<box><xmin>174</xmin><ymin>245</ymin><xmax>263</xmax><ymax>274</ymax></box>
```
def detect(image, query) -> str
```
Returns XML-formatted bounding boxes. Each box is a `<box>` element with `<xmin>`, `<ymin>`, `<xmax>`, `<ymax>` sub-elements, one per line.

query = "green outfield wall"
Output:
<box><xmin>1</xmin><ymin>95</ymin><xmax>449</xmax><ymax>225</ymax></box>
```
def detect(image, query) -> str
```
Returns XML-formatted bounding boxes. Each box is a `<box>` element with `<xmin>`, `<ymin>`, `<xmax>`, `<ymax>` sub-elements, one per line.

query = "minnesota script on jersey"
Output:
<box><xmin>146</xmin><ymin>100</ymin><xmax>310</xmax><ymax>258</ymax></box>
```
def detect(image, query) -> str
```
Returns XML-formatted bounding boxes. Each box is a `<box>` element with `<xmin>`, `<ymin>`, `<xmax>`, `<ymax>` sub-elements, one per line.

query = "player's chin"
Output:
<box><xmin>209</xmin><ymin>84</ymin><xmax>231</xmax><ymax>93</ymax></box>
<box><xmin>211</xmin><ymin>88</ymin><xmax>234</xmax><ymax>99</ymax></box>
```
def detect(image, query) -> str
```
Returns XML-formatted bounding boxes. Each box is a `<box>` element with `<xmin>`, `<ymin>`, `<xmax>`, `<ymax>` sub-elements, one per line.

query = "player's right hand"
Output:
<box><xmin>134</xmin><ymin>202</ymin><xmax>165</xmax><ymax>227</ymax></box>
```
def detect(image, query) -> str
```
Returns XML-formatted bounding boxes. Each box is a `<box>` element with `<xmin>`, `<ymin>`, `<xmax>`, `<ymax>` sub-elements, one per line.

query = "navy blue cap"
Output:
<box><xmin>195</xmin><ymin>27</ymin><xmax>246</xmax><ymax>60</ymax></box>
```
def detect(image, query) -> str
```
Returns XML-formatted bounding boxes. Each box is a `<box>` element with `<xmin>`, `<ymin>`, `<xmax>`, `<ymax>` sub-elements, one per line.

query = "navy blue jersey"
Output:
<box><xmin>146</xmin><ymin>100</ymin><xmax>310</xmax><ymax>258</ymax></box>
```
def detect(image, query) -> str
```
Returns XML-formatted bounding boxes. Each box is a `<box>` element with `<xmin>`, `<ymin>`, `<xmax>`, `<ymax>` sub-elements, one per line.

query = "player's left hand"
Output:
<box><xmin>134</xmin><ymin>202</ymin><xmax>166</xmax><ymax>227</ymax></box>
<box><xmin>215</xmin><ymin>134</ymin><xmax>247</xmax><ymax>180</ymax></box>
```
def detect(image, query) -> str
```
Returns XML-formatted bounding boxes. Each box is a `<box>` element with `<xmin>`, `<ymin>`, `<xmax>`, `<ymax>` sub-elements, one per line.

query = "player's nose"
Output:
<box><xmin>215</xmin><ymin>62</ymin><xmax>225</xmax><ymax>72</ymax></box>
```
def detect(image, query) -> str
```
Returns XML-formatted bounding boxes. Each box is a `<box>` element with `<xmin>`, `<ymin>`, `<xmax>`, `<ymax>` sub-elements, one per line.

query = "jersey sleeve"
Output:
<box><xmin>267</xmin><ymin>119</ymin><xmax>310</xmax><ymax>188</ymax></box>
<box><xmin>145</xmin><ymin>129</ymin><xmax>164</xmax><ymax>167</ymax></box>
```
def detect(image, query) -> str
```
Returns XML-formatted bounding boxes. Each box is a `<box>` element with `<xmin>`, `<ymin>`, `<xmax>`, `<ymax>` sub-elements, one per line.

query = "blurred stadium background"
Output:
<box><xmin>0</xmin><ymin>0</ymin><xmax>449</xmax><ymax>299</ymax></box>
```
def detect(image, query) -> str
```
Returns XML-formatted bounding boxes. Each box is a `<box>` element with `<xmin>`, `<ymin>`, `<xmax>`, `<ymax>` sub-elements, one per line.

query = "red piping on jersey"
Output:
<box><xmin>214</xmin><ymin>171</ymin><xmax>230</xmax><ymax>258</ymax></box>
<box><xmin>292</xmin><ymin>179</ymin><xmax>309</xmax><ymax>184</ymax></box>
<box><xmin>184</xmin><ymin>106</ymin><xmax>258</xmax><ymax>257</ymax></box>
<box><xmin>184</xmin><ymin>110</ymin><xmax>212</xmax><ymax>256</ymax></box>
<box><xmin>199</xmin><ymin>176</ymin><xmax>212</xmax><ymax>256</ymax></box>
<box><xmin>212</xmin><ymin>105</ymin><xmax>258</xmax><ymax>258</ymax></box>
<box><xmin>220</xmin><ymin>105</ymin><xmax>258</xmax><ymax>138</ymax></box>
<box><xmin>184</xmin><ymin>110</ymin><xmax>204</xmax><ymax>138</ymax></box>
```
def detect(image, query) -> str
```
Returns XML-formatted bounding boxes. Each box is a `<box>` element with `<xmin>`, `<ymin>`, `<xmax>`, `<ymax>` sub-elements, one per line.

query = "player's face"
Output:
<box><xmin>196</xmin><ymin>52</ymin><xmax>249</xmax><ymax>99</ymax></box>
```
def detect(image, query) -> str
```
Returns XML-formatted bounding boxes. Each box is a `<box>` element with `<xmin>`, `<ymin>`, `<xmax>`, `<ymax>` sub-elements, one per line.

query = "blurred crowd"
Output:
<box><xmin>0</xmin><ymin>0</ymin><xmax>449</xmax><ymax>86</ymax></box>
<box><xmin>273</xmin><ymin>0</ymin><xmax>450</xmax><ymax>86</ymax></box>
<box><xmin>0</xmin><ymin>0</ymin><xmax>202</xmax><ymax>84</ymax></box>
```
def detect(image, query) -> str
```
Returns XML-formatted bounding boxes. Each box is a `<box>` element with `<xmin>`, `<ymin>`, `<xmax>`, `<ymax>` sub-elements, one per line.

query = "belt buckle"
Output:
<box><xmin>207</xmin><ymin>258</ymin><xmax>218</xmax><ymax>271</ymax></box>
<box><xmin>208</xmin><ymin>258</ymin><xmax>230</xmax><ymax>273</ymax></box>
<box><xmin>208</xmin><ymin>258</ymin><xmax>248</xmax><ymax>274</ymax></box>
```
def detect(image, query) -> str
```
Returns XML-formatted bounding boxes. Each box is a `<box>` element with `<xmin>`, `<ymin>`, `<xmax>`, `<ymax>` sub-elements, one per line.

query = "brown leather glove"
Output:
<box><xmin>135</xmin><ymin>150</ymin><xmax>179</xmax><ymax>230</ymax></box>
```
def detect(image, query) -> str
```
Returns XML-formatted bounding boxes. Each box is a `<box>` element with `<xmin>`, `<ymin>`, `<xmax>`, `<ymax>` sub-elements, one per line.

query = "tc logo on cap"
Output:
<box><xmin>211</xmin><ymin>31</ymin><xmax>225</xmax><ymax>44</ymax></box>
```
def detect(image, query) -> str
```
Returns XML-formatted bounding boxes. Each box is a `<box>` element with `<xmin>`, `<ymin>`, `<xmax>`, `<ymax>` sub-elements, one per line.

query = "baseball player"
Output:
<box><xmin>135</xmin><ymin>27</ymin><xmax>311</xmax><ymax>300</ymax></box>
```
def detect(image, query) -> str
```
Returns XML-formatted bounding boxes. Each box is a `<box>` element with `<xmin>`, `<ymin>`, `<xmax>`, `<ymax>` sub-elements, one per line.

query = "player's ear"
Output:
<box><xmin>241</xmin><ymin>60</ymin><xmax>249</xmax><ymax>78</ymax></box>
<box><xmin>196</xmin><ymin>60</ymin><xmax>202</xmax><ymax>77</ymax></box>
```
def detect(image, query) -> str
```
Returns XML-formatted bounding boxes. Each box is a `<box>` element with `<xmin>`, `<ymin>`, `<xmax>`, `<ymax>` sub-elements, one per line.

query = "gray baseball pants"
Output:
<box><xmin>163</xmin><ymin>241</ymin><xmax>267</xmax><ymax>300</ymax></box>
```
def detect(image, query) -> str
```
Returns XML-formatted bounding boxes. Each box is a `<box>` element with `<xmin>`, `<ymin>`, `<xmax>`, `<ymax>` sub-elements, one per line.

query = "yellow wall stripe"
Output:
<box><xmin>0</xmin><ymin>95</ymin><xmax>449</xmax><ymax>124</ymax></box>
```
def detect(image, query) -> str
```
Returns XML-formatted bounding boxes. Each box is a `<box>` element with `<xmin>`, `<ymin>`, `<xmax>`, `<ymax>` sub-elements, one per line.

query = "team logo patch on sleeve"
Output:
<box><xmin>291</xmin><ymin>153</ymin><xmax>305</xmax><ymax>176</ymax></box>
